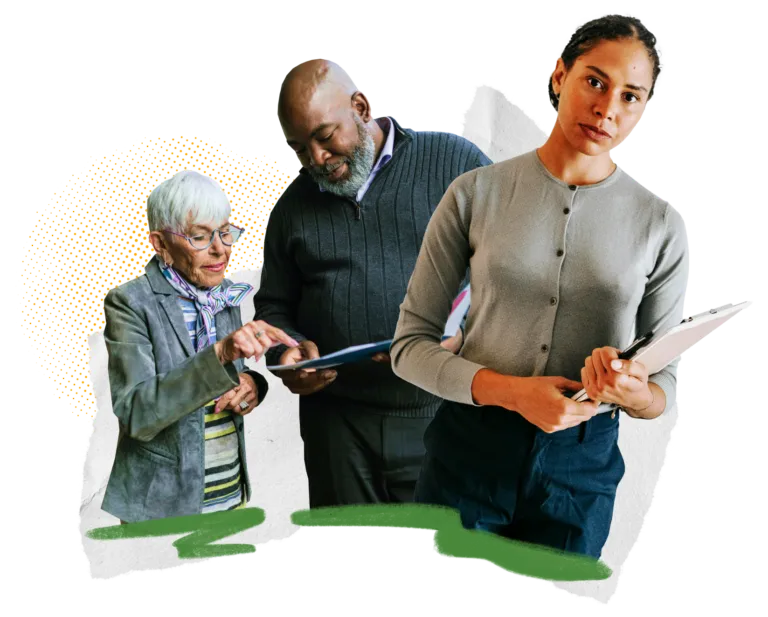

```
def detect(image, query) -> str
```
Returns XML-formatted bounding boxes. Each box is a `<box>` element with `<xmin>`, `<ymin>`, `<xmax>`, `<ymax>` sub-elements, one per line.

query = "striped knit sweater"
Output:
<box><xmin>176</xmin><ymin>296</ymin><xmax>244</xmax><ymax>513</ymax></box>
<box><xmin>253</xmin><ymin>118</ymin><xmax>491</xmax><ymax>417</ymax></box>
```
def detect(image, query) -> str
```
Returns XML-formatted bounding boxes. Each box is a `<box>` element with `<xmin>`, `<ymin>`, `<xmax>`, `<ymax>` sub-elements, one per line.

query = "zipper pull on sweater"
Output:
<box><xmin>345</xmin><ymin>198</ymin><xmax>361</xmax><ymax>220</ymax></box>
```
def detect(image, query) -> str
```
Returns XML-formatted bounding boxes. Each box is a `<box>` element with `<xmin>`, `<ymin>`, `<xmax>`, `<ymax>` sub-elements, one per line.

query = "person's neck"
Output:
<box><xmin>537</xmin><ymin>122</ymin><xmax>616</xmax><ymax>186</ymax></box>
<box><xmin>162</xmin><ymin>259</ymin><xmax>212</xmax><ymax>291</ymax></box>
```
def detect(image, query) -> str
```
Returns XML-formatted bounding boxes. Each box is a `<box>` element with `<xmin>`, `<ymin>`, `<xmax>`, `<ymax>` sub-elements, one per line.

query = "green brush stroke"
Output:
<box><xmin>86</xmin><ymin>507</ymin><xmax>265</xmax><ymax>559</ymax></box>
<box><xmin>86</xmin><ymin>504</ymin><xmax>611</xmax><ymax>579</ymax></box>
<box><xmin>291</xmin><ymin>504</ymin><xmax>611</xmax><ymax>581</ymax></box>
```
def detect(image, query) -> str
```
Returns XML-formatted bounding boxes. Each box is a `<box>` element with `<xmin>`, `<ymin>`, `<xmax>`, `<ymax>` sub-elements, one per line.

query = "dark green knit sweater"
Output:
<box><xmin>253</xmin><ymin>117</ymin><xmax>491</xmax><ymax>417</ymax></box>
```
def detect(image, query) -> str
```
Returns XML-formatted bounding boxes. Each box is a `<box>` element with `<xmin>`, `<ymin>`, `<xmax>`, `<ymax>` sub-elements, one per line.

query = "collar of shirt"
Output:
<box><xmin>316</xmin><ymin>116</ymin><xmax>395</xmax><ymax>202</ymax></box>
<box><xmin>376</xmin><ymin>116</ymin><xmax>396</xmax><ymax>163</ymax></box>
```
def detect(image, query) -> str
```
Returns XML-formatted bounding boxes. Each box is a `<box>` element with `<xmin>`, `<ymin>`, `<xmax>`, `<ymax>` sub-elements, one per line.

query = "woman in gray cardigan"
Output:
<box><xmin>101</xmin><ymin>170</ymin><xmax>298</xmax><ymax>523</ymax></box>
<box><xmin>391</xmin><ymin>15</ymin><xmax>689</xmax><ymax>558</ymax></box>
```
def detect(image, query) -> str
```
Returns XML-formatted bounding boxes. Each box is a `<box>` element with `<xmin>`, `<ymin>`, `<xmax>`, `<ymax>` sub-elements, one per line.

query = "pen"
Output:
<box><xmin>618</xmin><ymin>331</ymin><xmax>653</xmax><ymax>360</ymax></box>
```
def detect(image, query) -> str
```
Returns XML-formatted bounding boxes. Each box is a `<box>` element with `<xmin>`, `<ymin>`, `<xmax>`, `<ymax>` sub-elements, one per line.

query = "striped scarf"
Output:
<box><xmin>160</xmin><ymin>262</ymin><xmax>253</xmax><ymax>352</ymax></box>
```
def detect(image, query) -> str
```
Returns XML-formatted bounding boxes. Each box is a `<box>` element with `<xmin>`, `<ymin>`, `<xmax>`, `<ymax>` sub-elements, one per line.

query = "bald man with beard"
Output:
<box><xmin>253</xmin><ymin>60</ymin><xmax>491</xmax><ymax>507</ymax></box>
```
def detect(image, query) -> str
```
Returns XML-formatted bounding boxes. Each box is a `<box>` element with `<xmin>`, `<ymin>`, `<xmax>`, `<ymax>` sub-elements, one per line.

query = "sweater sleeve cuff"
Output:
<box><xmin>435</xmin><ymin>355</ymin><xmax>487</xmax><ymax>406</ymax></box>
<box><xmin>648</xmin><ymin>371</ymin><xmax>677</xmax><ymax>414</ymax></box>
<box><xmin>265</xmin><ymin>344</ymin><xmax>287</xmax><ymax>368</ymax></box>
<box><xmin>244</xmin><ymin>369</ymin><xmax>270</xmax><ymax>405</ymax></box>
<box><xmin>199</xmin><ymin>344</ymin><xmax>241</xmax><ymax>393</ymax></box>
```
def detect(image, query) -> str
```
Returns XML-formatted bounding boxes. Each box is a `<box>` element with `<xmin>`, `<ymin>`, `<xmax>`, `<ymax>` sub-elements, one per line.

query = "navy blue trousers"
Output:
<box><xmin>415</xmin><ymin>400</ymin><xmax>625</xmax><ymax>558</ymax></box>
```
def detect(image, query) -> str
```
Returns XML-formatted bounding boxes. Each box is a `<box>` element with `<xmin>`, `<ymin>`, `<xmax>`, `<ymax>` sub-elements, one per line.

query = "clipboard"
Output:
<box><xmin>571</xmin><ymin>301</ymin><xmax>752</xmax><ymax>405</ymax></box>
<box><xmin>267</xmin><ymin>285</ymin><xmax>471</xmax><ymax>372</ymax></box>
<box><xmin>267</xmin><ymin>340</ymin><xmax>393</xmax><ymax>372</ymax></box>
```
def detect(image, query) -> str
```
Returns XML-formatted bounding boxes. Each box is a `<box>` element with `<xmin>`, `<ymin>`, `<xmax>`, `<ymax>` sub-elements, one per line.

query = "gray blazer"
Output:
<box><xmin>101</xmin><ymin>256</ymin><xmax>264</xmax><ymax>522</ymax></box>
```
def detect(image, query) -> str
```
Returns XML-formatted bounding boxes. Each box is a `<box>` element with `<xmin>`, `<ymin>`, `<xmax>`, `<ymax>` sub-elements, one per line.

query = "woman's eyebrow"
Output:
<box><xmin>188</xmin><ymin>221</ymin><xmax>229</xmax><ymax>233</ymax></box>
<box><xmin>586</xmin><ymin>64</ymin><xmax>648</xmax><ymax>92</ymax></box>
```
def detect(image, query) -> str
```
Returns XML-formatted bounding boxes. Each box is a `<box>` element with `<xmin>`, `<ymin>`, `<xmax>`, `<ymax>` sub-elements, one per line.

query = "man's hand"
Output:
<box><xmin>215</xmin><ymin>373</ymin><xmax>259</xmax><ymax>415</ymax></box>
<box><xmin>581</xmin><ymin>346</ymin><xmax>658</xmax><ymax>416</ymax></box>
<box><xmin>278</xmin><ymin>340</ymin><xmax>337</xmax><ymax>395</ymax></box>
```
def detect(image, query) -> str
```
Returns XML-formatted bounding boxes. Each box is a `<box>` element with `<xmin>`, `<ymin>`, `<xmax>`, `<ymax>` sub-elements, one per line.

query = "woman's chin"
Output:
<box><xmin>194</xmin><ymin>269</ymin><xmax>227</xmax><ymax>288</ymax></box>
<box><xmin>572</xmin><ymin>129</ymin><xmax>623</xmax><ymax>158</ymax></box>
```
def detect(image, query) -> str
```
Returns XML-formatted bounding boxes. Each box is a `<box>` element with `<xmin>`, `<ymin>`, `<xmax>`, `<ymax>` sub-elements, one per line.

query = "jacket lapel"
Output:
<box><xmin>145</xmin><ymin>256</ymin><xmax>195</xmax><ymax>358</ymax></box>
<box><xmin>159</xmin><ymin>295</ymin><xmax>195</xmax><ymax>357</ymax></box>
<box><xmin>214</xmin><ymin>298</ymin><xmax>234</xmax><ymax>341</ymax></box>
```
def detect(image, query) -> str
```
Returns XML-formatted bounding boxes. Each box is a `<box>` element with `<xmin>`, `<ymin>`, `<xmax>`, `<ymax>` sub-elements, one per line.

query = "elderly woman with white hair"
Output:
<box><xmin>101</xmin><ymin>170</ymin><xmax>298</xmax><ymax>523</ymax></box>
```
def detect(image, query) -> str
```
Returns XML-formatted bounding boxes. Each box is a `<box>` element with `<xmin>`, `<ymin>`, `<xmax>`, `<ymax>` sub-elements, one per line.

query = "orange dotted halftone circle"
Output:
<box><xmin>21</xmin><ymin>138</ymin><xmax>293</xmax><ymax>418</ymax></box>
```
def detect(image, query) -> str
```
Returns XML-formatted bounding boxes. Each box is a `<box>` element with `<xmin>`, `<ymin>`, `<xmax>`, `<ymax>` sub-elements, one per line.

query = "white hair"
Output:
<box><xmin>147</xmin><ymin>170</ymin><xmax>231</xmax><ymax>233</ymax></box>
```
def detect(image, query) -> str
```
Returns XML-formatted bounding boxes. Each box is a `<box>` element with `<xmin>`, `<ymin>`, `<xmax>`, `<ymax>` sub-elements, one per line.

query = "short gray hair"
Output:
<box><xmin>147</xmin><ymin>170</ymin><xmax>231</xmax><ymax>233</ymax></box>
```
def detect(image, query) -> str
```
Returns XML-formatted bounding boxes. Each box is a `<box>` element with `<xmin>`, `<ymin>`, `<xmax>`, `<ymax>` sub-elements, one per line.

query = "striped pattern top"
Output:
<box><xmin>178</xmin><ymin>296</ymin><xmax>245</xmax><ymax>513</ymax></box>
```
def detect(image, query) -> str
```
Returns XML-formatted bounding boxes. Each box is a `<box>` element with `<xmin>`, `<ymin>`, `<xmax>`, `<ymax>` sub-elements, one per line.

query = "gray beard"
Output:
<box><xmin>307</xmin><ymin>119</ymin><xmax>376</xmax><ymax>200</ymax></box>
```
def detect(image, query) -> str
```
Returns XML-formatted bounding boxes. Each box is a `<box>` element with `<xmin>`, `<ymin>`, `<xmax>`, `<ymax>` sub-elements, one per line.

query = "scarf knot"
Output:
<box><xmin>160</xmin><ymin>262</ymin><xmax>252</xmax><ymax>352</ymax></box>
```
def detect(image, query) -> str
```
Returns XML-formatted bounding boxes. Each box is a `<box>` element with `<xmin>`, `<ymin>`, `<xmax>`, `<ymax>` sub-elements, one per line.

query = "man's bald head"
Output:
<box><xmin>277</xmin><ymin>59</ymin><xmax>385</xmax><ymax>199</ymax></box>
<box><xmin>278</xmin><ymin>60</ymin><xmax>357</xmax><ymax>121</ymax></box>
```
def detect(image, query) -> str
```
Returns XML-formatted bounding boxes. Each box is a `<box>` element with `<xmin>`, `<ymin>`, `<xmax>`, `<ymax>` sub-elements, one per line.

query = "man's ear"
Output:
<box><xmin>351</xmin><ymin>91</ymin><xmax>372</xmax><ymax>123</ymax></box>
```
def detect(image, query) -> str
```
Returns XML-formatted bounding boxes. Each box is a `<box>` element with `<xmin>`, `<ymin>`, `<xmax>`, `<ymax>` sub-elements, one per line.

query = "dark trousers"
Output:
<box><xmin>415</xmin><ymin>400</ymin><xmax>625</xmax><ymax>558</ymax></box>
<box><xmin>299</xmin><ymin>405</ymin><xmax>433</xmax><ymax>507</ymax></box>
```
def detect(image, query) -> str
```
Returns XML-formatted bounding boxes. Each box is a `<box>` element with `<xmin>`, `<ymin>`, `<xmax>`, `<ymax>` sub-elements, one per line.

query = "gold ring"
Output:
<box><xmin>255</xmin><ymin>330</ymin><xmax>265</xmax><ymax>339</ymax></box>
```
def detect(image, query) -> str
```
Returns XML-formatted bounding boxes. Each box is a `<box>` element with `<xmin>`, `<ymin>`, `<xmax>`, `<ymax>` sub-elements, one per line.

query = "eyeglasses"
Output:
<box><xmin>163</xmin><ymin>224</ymin><xmax>245</xmax><ymax>250</ymax></box>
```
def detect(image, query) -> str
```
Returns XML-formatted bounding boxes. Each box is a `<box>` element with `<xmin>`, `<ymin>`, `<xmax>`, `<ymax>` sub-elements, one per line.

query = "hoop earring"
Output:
<box><xmin>158</xmin><ymin>252</ymin><xmax>173</xmax><ymax>268</ymax></box>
